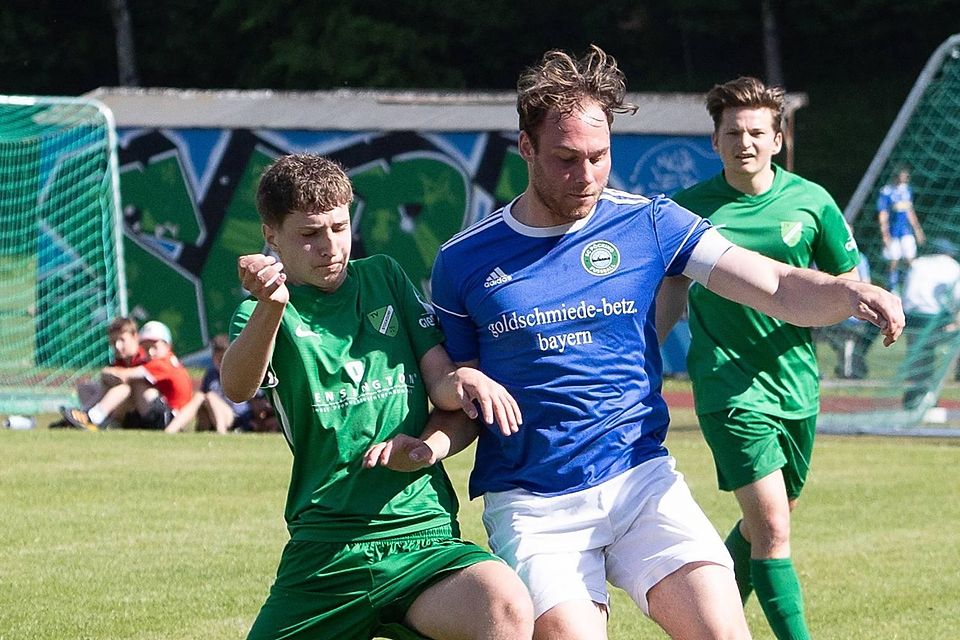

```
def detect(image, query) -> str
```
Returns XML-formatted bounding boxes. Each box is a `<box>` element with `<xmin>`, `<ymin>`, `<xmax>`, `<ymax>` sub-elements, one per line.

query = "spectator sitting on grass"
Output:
<box><xmin>51</xmin><ymin>316</ymin><xmax>147</xmax><ymax>429</ymax></box>
<box><xmin>60</xmin><ymin>320</ymin><xmax>194</xmax><ymax>431</ymax></box>
<box><xmin>165</xmin><ymin>334</ymin><xmax>258</xmax><ymax>434</ymax></box>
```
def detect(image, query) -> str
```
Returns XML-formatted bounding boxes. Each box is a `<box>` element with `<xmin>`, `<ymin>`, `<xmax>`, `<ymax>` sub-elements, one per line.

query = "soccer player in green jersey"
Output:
<box><xmin>657</xmin><ymin>76</ymin><xmax>864</xmax><ymax>640</ymax></box>
<box><xmin>221</xmin><ymin>153</ymin><xmax>533</xmax><ymax>640</ymax></box>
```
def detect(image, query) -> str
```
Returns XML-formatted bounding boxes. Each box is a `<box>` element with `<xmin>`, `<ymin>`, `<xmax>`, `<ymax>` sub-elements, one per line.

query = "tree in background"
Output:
<box><xmin>761</xmin><ymin>0</ymin><xmax>785</xmax><ymax>87</ymax></box>
<box><xmin>107</xmin><ymin>0</ymin><xmax>138</xmax><ymax>86</ymax></box>
<box><xmin>0</xmin><ymin>0</ymin><xmax>957</xmax><ymax>203</ymax></box>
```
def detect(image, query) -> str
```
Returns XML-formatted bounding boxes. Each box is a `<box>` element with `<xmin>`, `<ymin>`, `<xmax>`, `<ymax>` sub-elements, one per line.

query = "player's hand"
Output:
<box><xmin>237</xmin><ymin>254</ymin><xmax>288</xmax><ymax>305</ymax></box>
<box><xmin>853</xmin><ymin>284</ymin><xmax>905</xmax><ymax>347</ymax></box>
<box><xmin>451</xmin><ymin>367</ymin><xmax>522</xmax><ymax>436</ymax></box>
<box><xmin>363</xmin><ymin>434</ymin><xmax>437</xmax><ymax>471</ymax></box>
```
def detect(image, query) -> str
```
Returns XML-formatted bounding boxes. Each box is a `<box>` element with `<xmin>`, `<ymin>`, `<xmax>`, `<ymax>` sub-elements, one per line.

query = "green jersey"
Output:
<box><xmin>673</xmin><ymin>165</ymin><xmax>859</xmax><ymax>418</ymax></box>
<box><xmin>230</xmin><ymin>254</ymin><xmax>460</xmax><ymax>543</ymax></box>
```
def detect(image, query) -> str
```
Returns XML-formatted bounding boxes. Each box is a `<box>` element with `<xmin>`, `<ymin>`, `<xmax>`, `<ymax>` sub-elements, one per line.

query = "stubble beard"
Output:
<box><xmin>531</xmin><ymin>175</ymin><xmax>606</xmax><ymax>225</ymax></box>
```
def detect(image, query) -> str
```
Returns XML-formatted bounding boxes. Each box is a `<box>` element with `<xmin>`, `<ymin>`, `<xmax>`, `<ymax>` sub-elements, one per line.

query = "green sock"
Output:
<box><xmin>751</xmin><ymin>557</ymin><xmax>810</xmax><ymax>640</ymax></box>
<box><xmin>724</xmin><ymin>521</ymin><xmax>753</xmax><ymax>603</ymax></box>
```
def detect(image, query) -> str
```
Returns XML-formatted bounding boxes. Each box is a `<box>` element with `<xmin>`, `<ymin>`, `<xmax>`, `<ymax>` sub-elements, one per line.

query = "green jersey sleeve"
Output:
<box><xmin>813</xmin><ymin>196</ymin><xmax>860</xmax><ymax>276</ymax></box>
<box><xmin>381</xmin><ymin>255</ymin><xmax>445</xmax><ymax>361</ymax></box>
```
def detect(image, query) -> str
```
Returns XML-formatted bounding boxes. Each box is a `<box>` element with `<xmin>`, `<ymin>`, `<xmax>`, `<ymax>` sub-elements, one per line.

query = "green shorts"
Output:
<box><xmin>246</xmin><ymin>525</ymin><xmax>498</xmax><ymax>640</ymax></box>
<box><xmin>698</xmin><ymin>408</ymin><xmax>816</xmax><ymax>499</ymax></box>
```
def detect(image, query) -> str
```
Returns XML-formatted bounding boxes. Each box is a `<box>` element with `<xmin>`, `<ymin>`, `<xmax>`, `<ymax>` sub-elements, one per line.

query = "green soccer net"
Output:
<box><xmin>0</xmin><ymin>96</ymin><xmax>126</xmax><ymax>417</ymax></box>
<box><xmin>817</xmin><ymin>33</ymin><xmax>960</xmax><ymax>436</ymax></box>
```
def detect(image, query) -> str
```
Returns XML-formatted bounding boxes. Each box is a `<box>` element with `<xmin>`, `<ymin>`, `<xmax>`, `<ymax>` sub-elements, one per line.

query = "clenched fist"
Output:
<box><xmin>238</xmin><ymin>254</ymin><xmax>288</xmax><ymax>305</ymax></box>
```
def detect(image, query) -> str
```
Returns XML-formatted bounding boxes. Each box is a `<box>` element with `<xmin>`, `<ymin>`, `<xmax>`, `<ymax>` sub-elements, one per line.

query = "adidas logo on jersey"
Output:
<box><xmin>484</xmin><ymin>267</ymin><xmax>512</xmax><ymax>288</ymax></box>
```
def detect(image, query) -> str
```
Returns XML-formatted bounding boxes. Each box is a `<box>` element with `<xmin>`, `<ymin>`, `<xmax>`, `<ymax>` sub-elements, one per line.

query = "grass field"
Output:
<box><xmin>1</xmin><ymin>414</ymin><xmax>959</xmax><ymax>639</ymax></box>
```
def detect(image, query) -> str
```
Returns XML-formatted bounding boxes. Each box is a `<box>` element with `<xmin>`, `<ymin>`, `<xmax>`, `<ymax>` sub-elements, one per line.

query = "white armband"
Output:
<box><xmin>683</xmin><ymin>228</ymin><xmax>735</xmax><ymax>286</ymax></box>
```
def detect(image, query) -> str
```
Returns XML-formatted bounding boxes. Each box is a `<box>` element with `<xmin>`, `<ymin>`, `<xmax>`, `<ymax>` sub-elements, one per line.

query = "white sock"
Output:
<box><xmin>87</xmin><ymin>406</ymin><xmax>107</xmax><ymax>425</ymax></box>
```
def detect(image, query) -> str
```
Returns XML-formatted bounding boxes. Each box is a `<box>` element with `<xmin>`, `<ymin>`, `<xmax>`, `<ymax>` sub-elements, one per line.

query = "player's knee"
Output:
<box><xmin>416</xmin><ymin>562</ymin><xmax>534</xmax><ymax>640</ymax></box>
<box><xmin>493</xmin><ymin>598</ymin><xmax>534</xmax><ymax>638</ymax></box>
<box><xmin>486</xmin><ymin>575</ymin><xmax>535</xmax><ymax>638</ymax></box>
<box><xmin>751</xmin><ymin>513</ymin><xmax>791</xmax><ymax>554</ymax></box>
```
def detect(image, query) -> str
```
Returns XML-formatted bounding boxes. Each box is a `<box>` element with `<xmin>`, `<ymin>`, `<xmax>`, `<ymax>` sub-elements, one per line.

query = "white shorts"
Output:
<box><xmin>481</xmin><ymin>456</ymin><xmax>733</xmax><ymax>617</ymax></box>
<box><xmin>883</xmin><ymin>235</ymin><xmax>917</xmax><ymax>262</ymax></box>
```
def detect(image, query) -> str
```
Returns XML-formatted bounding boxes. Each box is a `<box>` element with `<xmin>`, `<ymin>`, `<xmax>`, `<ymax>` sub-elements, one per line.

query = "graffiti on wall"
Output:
<box><xmin>116</xmin><ymin>127</ymin><xmax>720</xmax><ymax>356</ymax></box>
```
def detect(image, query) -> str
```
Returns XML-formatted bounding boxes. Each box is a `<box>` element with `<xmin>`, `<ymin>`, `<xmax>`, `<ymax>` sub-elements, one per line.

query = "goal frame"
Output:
<box><xmin>0</xmin><ymin>95</ymin><xmax>127</xmax><ymax>415</ymax></box>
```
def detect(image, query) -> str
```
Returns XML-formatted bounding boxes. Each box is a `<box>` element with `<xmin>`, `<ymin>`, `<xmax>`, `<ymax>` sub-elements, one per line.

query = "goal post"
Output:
<box><xmin>0</xmin><ymin>96</ymin><xmax>126</xmax><ymax>416</ymax></box>
<box><xmin>819</xmin><ymin>33</ymin><xmax>960</xmax><ymax>436</ymax></box>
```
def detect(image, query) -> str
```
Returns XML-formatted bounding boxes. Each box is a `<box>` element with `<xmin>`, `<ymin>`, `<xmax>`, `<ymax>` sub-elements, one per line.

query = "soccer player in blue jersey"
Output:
<box><xmin>878</xmin><ymin>165</ymin><xmax>925</xmax><ymax>291</ymax></box>
<box><xmin>380</xmin><ymin>46</ymin><xmax>903</xmax><ymax>640</ymax></box>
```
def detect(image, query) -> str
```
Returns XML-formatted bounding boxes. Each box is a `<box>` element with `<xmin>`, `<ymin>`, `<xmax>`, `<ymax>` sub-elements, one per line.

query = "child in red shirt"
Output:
<box><xmin>61</xmin><ymin>320</ymin><xmax>194</xmax><ymax>430</ymax></box>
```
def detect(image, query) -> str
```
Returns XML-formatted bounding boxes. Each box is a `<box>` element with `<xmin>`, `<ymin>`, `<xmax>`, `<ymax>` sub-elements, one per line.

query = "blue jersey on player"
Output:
<box><xmin>877</xmin><ymin>183</ymin><xmax>915</xmax><ymax>238</ymax></box>
<box><xmin>431</xmin><ymin>189</ymin><xmax>712</xmax><ymax>498</ymax></box>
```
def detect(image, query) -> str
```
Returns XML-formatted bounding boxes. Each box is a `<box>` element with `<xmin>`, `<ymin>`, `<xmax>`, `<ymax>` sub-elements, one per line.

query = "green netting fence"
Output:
<box><xmin>817</xmin><ymin>33</ymin><xmax>960</xmax><ymax>436</ymax></box>
<box><xmin>0</xmin><ymin>96</ymin><xmax>126</xmax><ymax>416</ymax></box>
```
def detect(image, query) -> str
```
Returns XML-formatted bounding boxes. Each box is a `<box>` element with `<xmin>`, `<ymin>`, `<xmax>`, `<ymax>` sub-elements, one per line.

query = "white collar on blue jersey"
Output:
<box><xmin>501</xmin><ymin>195</ymin><xmax>597</xmax><ymax>237</ymax></box>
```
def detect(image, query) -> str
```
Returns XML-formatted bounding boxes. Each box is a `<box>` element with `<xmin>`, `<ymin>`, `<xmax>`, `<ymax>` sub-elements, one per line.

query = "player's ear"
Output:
<box><xmin>772</xmin><ymin>130</ymin><xmax>783</xmax><ymax>155</ymax></box>
<box><xmin>262</xmin><ymin>223</ymin><xmax>279</xmax><ymax>252</ymax></box>
<box><xmin>711</xmin><ymin>131</ymin><xmax>720</xmax><ymax>153</ymax></box>
<box><xmin>518</xmin><ymin>131</ymin><xmax>536</xmax><ymax>161</ymax></box>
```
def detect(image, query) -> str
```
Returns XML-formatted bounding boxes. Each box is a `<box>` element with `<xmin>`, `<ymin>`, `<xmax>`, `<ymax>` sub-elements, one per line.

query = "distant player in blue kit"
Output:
<box><xmin>409</xmin><ymin>46</ymin><xmax>904</xmax><ymax>640</ymax></box>
<box><xmin>878</xmin><ymin>165</ymin><xmax>925</xmax><ymax>290</ymax></box>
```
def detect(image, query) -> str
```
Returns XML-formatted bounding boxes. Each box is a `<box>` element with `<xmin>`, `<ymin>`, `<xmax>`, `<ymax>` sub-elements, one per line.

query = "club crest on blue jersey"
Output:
<box><xmin>581</xmin><ymin>240</ymin><xmax>621</xmax><ymax>276</ymax></box>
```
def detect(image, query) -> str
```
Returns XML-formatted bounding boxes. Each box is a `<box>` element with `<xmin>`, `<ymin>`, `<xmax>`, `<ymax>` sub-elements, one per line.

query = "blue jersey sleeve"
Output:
<box><xmin>430</xmin><ymin>250</ymin><xmax>480</xmax><ymax>363</ymax></box>
<box><xmin>876</xmin><ymin>187</ymin><xmax>891</xmax><ymax>213</ymax></box>
<box><xmin>653</xmin><ymin>197</ymin><xmax>712</xmax><ymax>277</ymax></box>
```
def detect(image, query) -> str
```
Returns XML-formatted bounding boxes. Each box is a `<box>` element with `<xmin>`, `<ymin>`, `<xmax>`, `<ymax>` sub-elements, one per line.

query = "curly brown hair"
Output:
<box><xmin>256</xmin><ymin>154</ymin><xmax>354</xmax><ymax>227</ymax></box>
<box><xmin>705</xmin><ymin>76</ymin><xmax>785</xmax><ymax>134</ymax></box>
<box><xmin>517</xmin><ymin>44</ymin><xmax>637</xmax><ymax>148</ymax></box>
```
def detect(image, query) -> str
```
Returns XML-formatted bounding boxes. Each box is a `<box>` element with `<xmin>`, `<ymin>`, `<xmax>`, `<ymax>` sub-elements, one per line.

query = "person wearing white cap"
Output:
<box><xmin>60</xmin><ymin>319</ymin><xmax>194</xmax><ymax>430</ymax></box>
<box><xmin>51</xmin><ymin>316</ymin><xmax>148</xmax><ymax>429</ymax></box>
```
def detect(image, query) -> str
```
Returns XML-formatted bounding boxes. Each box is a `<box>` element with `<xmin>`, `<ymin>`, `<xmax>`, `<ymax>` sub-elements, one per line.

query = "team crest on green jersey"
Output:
<box><xmin>780</xmin><ymin>221</ymin><xmax>803</xmax><ymax>247</ymax></box>
<box><xmin>581</xmin><ymin>240</ymin><xmax>621</xmax><ymax>276</ymax></box>
<box><xmin>367</xmin><ymin>305</ymin><xmax>398</xmax><ymax>336</ymax></box>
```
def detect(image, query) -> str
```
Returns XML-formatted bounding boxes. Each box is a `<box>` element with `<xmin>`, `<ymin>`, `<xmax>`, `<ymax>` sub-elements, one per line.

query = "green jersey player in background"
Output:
<box><xmin>657</xmin><ymin>76</ymin><xmax>861</xmax><ymax>640</ymax></box>
<box><xmin>220</xmin><ymin>153</ymin><xmax>532</xmax><ymax>640</ymax></box>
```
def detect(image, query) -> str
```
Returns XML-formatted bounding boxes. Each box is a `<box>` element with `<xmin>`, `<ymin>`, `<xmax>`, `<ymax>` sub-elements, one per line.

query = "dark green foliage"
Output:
<box><xmin>1</xmin><ymin>0</ymin><xmax>958</xmax><ymax>202</ymax></box>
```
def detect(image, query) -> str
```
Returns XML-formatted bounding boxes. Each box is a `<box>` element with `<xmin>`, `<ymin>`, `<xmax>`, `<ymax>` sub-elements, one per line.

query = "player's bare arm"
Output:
<box><xmin>100</xmin><ymin>365</ymin><xmax>147</xmax><ymax>386</ymax></box>
<box><xmin>362</xmin><ymin>409</ymin><xmax>481</xmax><ymax>472</ymax></box>
<box><xmin>418</xmin><ymin>347</ymin><xmax>522</xmax><ymax>435</ymax></box>
<box><xmin>878</xmin><ymin>209</ymin><xmax>892</xmax><ymax>246</ymax></box>
<box><xmin>909</xmin><ymin>210</ymin><xmax>926</xmax><ymax>245</ymax></box>
<box><xmin>836</xmin><ymin>266</ymin><xmax>860</xmax><ymax>281</ymax></box>
<box><xmin>707</xmin><ymin>245</ymin><xmax>905</xmax><ymax>345</ymax></box>
<box><xmin>221</xmin><ymin>253</ymin><xmax>288</xmax><ymax>402</ymax></box>
<box><xmin>655</xmin><ymin>275</ymin><xmax>691</xmax><ymax>343</ymax></box>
